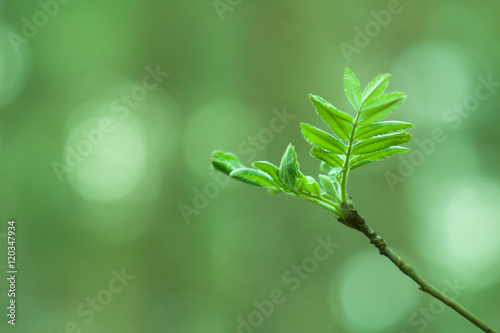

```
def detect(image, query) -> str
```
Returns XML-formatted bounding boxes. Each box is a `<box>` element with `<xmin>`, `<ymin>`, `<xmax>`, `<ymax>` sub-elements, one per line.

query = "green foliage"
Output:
<box><xmin>354</xmin><ymin>121</ymin><xmax>413</xmax><ymax>140</ymax></box>
<box><xmin>309</xmin><ymin>95</ymin><xmax>353</xmax><ymax>140</ymax></box>
<box><xmin>229</xmin><ymin>168</ymin><xmax>277</xmax><ymax>188</ymax></box>
<box><xmin>351</xmin><ymin>132</ymin><xmax>411</xmax><ymax>155</ymax></box>
<box><xmin>279</xmin><ymin>144</ymin><xmax>301</xmax><ymax>190</ymax></box>
<box><xmin>358</xmin><ymin>92</ymin><xmax>407</xmax><ymax>126</ymax></box>
<box><xmin>319</xmin><ymin>174</ymin><xmax>341</xmax><ymax>200</ymax></box>
<box><xmin>350</xmin><ymin>147</ymin><xmax>409</xmax><ymax>170</ymax></box>
<box><xmin>310</xmin><ymin>147</ymin><xmax>344</xmax><ymax>169</ymax></box>
<box><xmin>344</xmin><ymin>68</ymin><xmax>362</xmax><ymax>110</ymax></box>
<box><xmin>252</xmin><ymin>161</ymin><xmax>290</xmax><ymax>192</ymax></box>
<box><xmin>361</xmin><ymin>73</ymin><xmax>390</xmax><ymax>105</ymax></box>
<box><xmin>210</xmin><ymin>68</ymin><xmax>413</xmax><ymax>218</ymax></box>
<box><xmin>301</xmin><ymin>123</ymin><xmax>347</xmax><ymax>154</ymax></box>
<box><xmin>211</xmin><ymin>151</ymin><xmax>246</xmax><ymax>175</ymax></box>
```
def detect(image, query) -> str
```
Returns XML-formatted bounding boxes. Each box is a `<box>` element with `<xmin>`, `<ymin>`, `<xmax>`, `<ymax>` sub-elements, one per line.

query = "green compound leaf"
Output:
<box><xmin>279</xmin><ymin>144</ymin><xmax>300</xmax><ymax>191</ymax></box>
<box><xmin>309</xmin><ymin>94</ymin><xmax>353</xmax><ymax>141</ymax></box>
<box><xmin>211</xmin><ymin>151</ymin><xmax>246</xmax><ymax>175</ymax></box>
<box><xmin>301</xmin><ymin>123</ymin><xmax>347</xmax><ymax>154</ymax></box>
<box><xmin>344</xmin><ymin>68</ymin><xmax>362</xmax><ymax>111</ymax></box>
<box><xmin>362</xmin><ymin>73</ymin><xmax>391</xmax><ymax>105</ymax></box>
<box><xmin>352</xmin><ymin>132</ymin><xmax>412</xmax><ymax>155</ymax></box>
<box><xmin>229</xmin><ymin>168</ymin><xmax>277</xmax><ymax>188</ymax></box>
<box><xmin>355</xmin><ymin>121</ymin><xmax>413</xmax><ymax>140</ymax></box>
<box><xmin>350</xmin><ymin>146</ymin><xmax>409</xmax><ymax>169</ymax></box>
<box><xmin>358</xmin><ymin>92</ymin><xmax>406</xmax><ymax>126</ymax></box>
<box><xmin>310</xmin><ymin>147</ymin><xmax>344</xmax><ymax>169</ymax></box>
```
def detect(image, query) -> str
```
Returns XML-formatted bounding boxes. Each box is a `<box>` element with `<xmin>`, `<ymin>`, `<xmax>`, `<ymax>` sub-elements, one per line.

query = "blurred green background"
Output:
<box><xmin>1</xmin><ymin>0</ymin><xmax>500</xmax><ymax>332</ymax></box>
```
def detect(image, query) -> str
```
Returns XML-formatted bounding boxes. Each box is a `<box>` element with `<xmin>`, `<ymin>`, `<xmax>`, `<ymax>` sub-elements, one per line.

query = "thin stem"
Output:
<box><xmin>340</xmin><ymin>126</ymin><xmax>355</xmax><ymax>202</ymax></box>
<box><xmin>342</xmin><ymin>208</ymin><xmax>498</xmax><ymax>333</ymax></box>
<box><xmin>340</xmin><ymin>102</ymin><xmax>364</xmax><ymax>203</ymax></box>
<box><xmin>299</xmin><ymin>194</ymin><xmax>340</xmax><ymax>215</ymax></box>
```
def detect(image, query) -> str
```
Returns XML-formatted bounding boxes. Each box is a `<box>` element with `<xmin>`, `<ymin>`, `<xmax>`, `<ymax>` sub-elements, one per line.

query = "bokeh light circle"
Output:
<box><xmin>412</xmin><ymin>176</ymin><xmax>500</xmax><ymax>288</ymax></box>
<box><xmin>331</xmin><ymin>251</ymin><xmax>420</xmax><ymax>332</ymax></box>
<box><xmin>64</xmin><ymin>101</ymin><xmax>147</xmax><ymax>202</ymax></box>
<box><xmin>392</xmin><ymin>41</ymin><xmax>471</xmax><ymax>127</ymax></box>
<box><xmin>0</xmin><ymin>24</ymin><xmax>30</xmax><ymax>108</ymax></box>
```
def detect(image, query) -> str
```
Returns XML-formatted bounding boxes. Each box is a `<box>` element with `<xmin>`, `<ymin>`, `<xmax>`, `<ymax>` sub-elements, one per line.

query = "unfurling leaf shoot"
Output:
<box><xmin>211</xmin><ymin>68</ymin><xmax>412</xmax><ymax>218</ymax></box>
